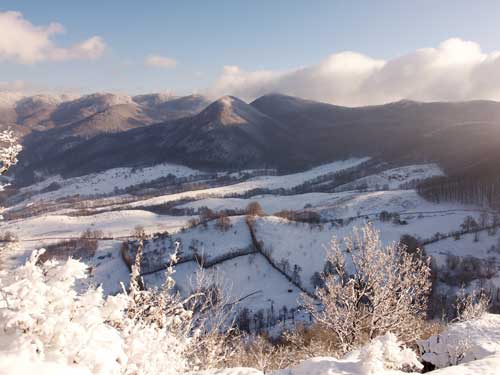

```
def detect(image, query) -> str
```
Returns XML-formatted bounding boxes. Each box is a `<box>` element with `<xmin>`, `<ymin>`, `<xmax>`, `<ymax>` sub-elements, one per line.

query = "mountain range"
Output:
<box><xmin>4</xmin><ymin>92</ymin><xmax>500</xmax><ymax>184</ymax></box>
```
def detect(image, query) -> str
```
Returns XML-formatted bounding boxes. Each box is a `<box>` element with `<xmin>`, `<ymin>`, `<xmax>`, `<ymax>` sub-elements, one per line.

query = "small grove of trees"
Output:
<box><xmin>275</xmin><ymin>209</ymin><xmax>321</xmax><ymax>224</ymax></box>
<box><xmin>246</xmin><ymin>201</ymin><xmax>265</xmax><ymax>216</ymax></box>
<box><xmin>303</xmin><ymin>224</ymin><xmax>432</xmax><ymax>355</ymax></box>
<box><xmin>416</xmin><ymin>173</ymin><xmax>500</xmax><ymax>208</ymax></box>
<box><xmin>37</xmin><ymin>229</ymin><xmax>103</xmax><ymax>264</ymax></box>
<box><xmin>215</xmin><ymin>213</ymin><xmax>231</xmax><ymax>232</ymax></box>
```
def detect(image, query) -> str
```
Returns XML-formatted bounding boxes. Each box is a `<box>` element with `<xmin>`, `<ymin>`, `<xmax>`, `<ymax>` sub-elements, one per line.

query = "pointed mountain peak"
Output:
<box><xmin>197</xmin><ymin>96</ymin><xmax>268</xmax><ymax>127</ymax></box>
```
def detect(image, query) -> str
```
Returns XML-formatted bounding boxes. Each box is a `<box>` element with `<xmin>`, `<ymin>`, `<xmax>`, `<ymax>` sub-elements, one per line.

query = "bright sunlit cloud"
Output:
<box><xmin>209</xmin><ymin>38</ymin><xmax>500</xmax><ymax>106</ymax></box>
<box><xmin>145</xmin><ymin>54</ymin><xmax>177</xmax><ymax>69</ymax></box>
<box><xmin>0</xmin><ymin>11</ymin><xmax>106</xmax><ymax>64</ymax></box>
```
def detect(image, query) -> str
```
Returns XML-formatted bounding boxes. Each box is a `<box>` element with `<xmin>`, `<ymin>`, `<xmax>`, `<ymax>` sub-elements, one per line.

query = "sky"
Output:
<box><xmin>2</xmin><ymin>0</ymin><xmax>500</xmax><ymax>105</ymax></box>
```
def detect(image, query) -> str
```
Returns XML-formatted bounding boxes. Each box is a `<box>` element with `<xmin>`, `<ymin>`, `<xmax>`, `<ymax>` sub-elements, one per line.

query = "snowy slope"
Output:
<box><xmin>195</xmin><ymin>315</ymin><xmax>500</xmax><ymax>375</ymax></box>
<box><xmin>179</xmin><ymin>193</ymin><xmax>334</xmax><ymax>214</ymax></box>
<box><xmin>133</xmin><ymin>216</ymin><xmax>253</xmax><ymax>273</ymax></box>
<box><xmin>117</xmin><ymin>158</ymin><xmax>368</xmax><ymax>209</ymax></box>
<box><xmin>419</xmin><ymin>313</ymin><xmax>500</xmax><ymax>368</ymax></box>
<box><xmin>1</xmin><ymin>210</ymin><xmax>193</xmax><ymax>240</ymax></box>
<box><xmin>426</xmin><ymin>231</ymin><xmax>500</xmax><ymax>268</ymax></box>
<box><xmin>317</xmin><ymin>189</ymin><xmax>480</xmax><ymax>219</ymax></box>
<box><xmin>16</xmin><ymin>162</ymin><xmax>204</xmax><ymax>202</ymax></box>
<box><xmin>0</xmin><ymin>210</ymin><xmax>194</xmax><ymax>295</ymax></box>
<box><xmin>334</xmin><ymin>164</ymin><xmax>444</xmax><ymax>192</ymax></box>
<box><xmin>252</xmin><ymin>202</ymin><xmax>487</xmax><ymax>293</ymax></box>
<box><xmin>172</xmin><ymin>216</ymin><xmax>252</xmax><ymax>262</ymax></box>
<box><xmin>144</xmin><ymin>253</ymin><xmax>301</xmax><ymax>314</ymax></box>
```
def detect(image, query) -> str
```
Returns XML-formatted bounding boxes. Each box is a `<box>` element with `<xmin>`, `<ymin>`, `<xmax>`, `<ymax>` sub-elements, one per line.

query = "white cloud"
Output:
<box><xmin>209</xmin><ymin>38</ymin><xmax>500</xmax><ymax>106</ymax></box>
<box><xmin>0</xmin><ymin>11</ymin><xmax>106</xmax><ymax>64</ymax></box>
<box><xmin>145</xmin><ymin>54</ymin><xmax>177</xmax><ymax>69</ymax></box>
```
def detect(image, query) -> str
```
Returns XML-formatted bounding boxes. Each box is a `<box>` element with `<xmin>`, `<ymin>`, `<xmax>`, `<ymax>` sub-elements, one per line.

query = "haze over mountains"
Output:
<box><xmin>4</xmin><ymin>91</ymin><xmax>500</xmax><ymax>185</ymax></box>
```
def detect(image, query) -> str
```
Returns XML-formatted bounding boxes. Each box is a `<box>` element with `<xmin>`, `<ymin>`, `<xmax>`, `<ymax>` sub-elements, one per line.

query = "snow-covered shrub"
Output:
<box><xmin>0</xmin><ymin>129</ymin><xmax>21</xmax><ymax>223</ymax></box>
<box><xmin>0</xmin><ymin>250</ymin><xmax>127</xmax><ymax>374</ymax></box>
<box><xmin>418</xmin><ymin>313</ymin><xmax>500</xmax><ymax>369</ymax></box>
<box><xmin>454</xmin><ymin>288</ymin><xmax>490</xmax><ymax>322</ymax></box>
<box><xmin>272</xmin><ymin>333</ymin><xmax>422</xmax><ymax>375</ymax></box>
<box><xmin>358</xmin><ymin>333</ymin><xmax>423</xmax><ymax>374</ymax></box>
<box><xmin>0</xmin><ymin>129</ymin><xmax>22</xmax><ymax>176</ymax></box>
<box><xmin>304</xmin><ymin>224</ymin><xmax>432</xmax><ymax>355</ymax></box>
<box><xmin>0</xmin><ymin>248</ymin><xmax>189</xmax><ymax>375</ymax></box>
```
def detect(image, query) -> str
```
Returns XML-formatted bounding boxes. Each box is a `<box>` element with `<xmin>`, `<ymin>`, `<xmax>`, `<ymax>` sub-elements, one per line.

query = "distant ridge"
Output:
<box><xmin>10</xmin><ymin>93</ymin><xmax>500</xmax><ymax>184</ymax></box>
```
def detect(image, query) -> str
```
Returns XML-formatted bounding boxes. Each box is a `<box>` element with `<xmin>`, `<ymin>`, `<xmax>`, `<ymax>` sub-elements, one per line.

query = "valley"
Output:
<box><xmin>2</xmin><ymin>149</ymin><xmax>499</xmax><ymax>330</ymax></box>
<box><xmin>3</xmin><ymin>91</ymin><xmax>500</xmax><ymax>374</ymax></box>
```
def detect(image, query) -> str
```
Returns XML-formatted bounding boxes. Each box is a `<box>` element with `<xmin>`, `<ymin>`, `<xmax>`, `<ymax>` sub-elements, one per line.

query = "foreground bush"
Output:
<box><xmin>0</xmin><ymin>249</ymin><xmax>190</xmax><ymax>375</ymax></box>
<box><xmin>304</xmin><ymin>224</ymin><xmax>432</xmax><ymax>355</ymax></box>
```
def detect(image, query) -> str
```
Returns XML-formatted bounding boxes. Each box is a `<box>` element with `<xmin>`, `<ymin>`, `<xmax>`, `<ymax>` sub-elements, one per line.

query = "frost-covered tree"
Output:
<box><xmin>0</xmin><ymin>130</ymin><xmax>22</xmax><ymax>261</ymax></box>
<box><xmin>0</xmin><ymin>129</ymin><xmax>22</xmax><ymax>176</ymax></box>
<box><xmin>304</xmin><ymin>224</ymin><xmax>432</xmax><ymax>354</ymax></box>
<box><xmin>0</xmin><ymin>247</ymin><xmax>190</xmax><ymax>375</ymax></box>
<box><xmin>454</xmin><ymin>288</ymin><xmax>490</xmax><ymax>322</ymax></box>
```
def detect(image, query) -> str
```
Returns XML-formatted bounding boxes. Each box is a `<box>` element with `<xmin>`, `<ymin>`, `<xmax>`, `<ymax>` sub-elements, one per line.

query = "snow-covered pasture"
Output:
<box><xmin>144</xmin><ymin>253</ymin><xmax>301</xmax><ymax>314</ymax></box>
<box><xmin>251</xmin><ymin>205</ymin><xmax>488</xmax><ymax>293</ymax></box>
<box><xmin>4</xmin><ymin>159</ymin><xmax>500</xmax><ymax>375</ymax></box>
<box><xmin>16</xmin><ymin>162</ymin><xmax>205</xmax><ymax>202</ymax></box>
<box><xmin>0</xmin><ymin>210</ymin><xmax>194</xmax><ymax>294</ymax></box>
<box><xmin>334</xmin><ymin>163</ymin><xmax>444</xmax><ymax>192</ymax></box>
<box><xmin>179</xmin><ymin>192</ymin><xmax>334</xmax><ymax>215</ymax></box>
<box><xmin>3</xmin><ymin>170</ymin><xmax>494</xmax><ymax>310</ymax></box>
<box><xmin>113</xmin><ymin>158</ymin><xmax>369</xmax><ymax>210</ymax></box>
<box><xmin>7</xmin><ymin>158</ymin><xmax>368</xmax><ymax>215</ymax></box>
<box><xmin>180</xmin><ymin>189</ymin><xmax>482</xmax><ymax>224</ymax></box>
<box><xmin>0</xmin><ymin>209</ymin><xmax>193</xmax><ymax>240</ymax></box>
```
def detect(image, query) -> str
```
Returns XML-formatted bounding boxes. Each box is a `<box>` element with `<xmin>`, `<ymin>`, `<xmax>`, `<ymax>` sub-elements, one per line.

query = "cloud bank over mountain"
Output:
<box><xmin>209</xmin><ymin>38</ymin><xmax>500</xmax><ymax>106</ymax></box>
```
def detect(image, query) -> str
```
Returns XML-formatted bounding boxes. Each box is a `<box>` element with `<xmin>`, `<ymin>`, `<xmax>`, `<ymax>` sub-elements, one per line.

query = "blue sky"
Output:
<box><xmin>2</xmin><ymin>1</ymin><xmax>500</xmax><ymax>104</ymax></box>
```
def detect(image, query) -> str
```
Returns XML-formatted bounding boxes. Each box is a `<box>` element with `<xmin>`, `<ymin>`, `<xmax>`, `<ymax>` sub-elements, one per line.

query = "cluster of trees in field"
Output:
<box><xmin>417</xmin><ymin>174</ymin><xmax>500</xmax><ymax>208</ymax></box>
<box><xmin>1</xmin><ymin>132</ymin><xmax>497</xmax><ymax>374</ymax></box>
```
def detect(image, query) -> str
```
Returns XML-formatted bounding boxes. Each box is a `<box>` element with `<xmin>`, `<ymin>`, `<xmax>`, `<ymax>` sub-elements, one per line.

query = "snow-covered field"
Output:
<box><xmin>2</xmin><ymin>160</ymin><xmax>499</xmax><ymax>321</ymax></box>
<box><xmin>179</xmin><ymin>192</ymin><xmax>333</xmax><ymax>214</ymax></box>
<box><xmin>144</xmin><ymin>253</ymin><xmax>301</xmax><ymax>313</ymax></box>
<box><xmin>0</xmin><ymin>210</ymin><xmax>194</xmax><ymax>294</ymax></box>
<box><xmin>115</xmin><ymin>158</ymin><xmax>369</xmax><ymax>209</ymax></box>
<box><xmin>2</xmin><ymin>159</ymin><xmax>500</xmax><ymax>375</ymax></box>
<box><xmin>15</xmin><ymin>162</ymin><xmax>205</xmax><ymax>202</ymax></box>
<box><xmin>1</xmin><ymin>209</ymin><xmax>193</xmax><ymax>240</ymax></box>
<box><xmin>334</xmin><ymin>163</ymin><xmax>444</xmax><ymax>192</ymax></box>
<box><xmin>0</xmin><ymin>163</ymin><xmax>497</xmax><ymax>307</ymax></box>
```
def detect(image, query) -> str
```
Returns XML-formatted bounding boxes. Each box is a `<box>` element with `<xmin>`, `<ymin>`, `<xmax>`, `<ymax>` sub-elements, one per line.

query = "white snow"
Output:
<box><xmin>145</xmin><ymin>253</ymin><xmax>301</xmax><ymax>313</ymax></box>
<box><xmin>116</xmin><ymin>158</ymin><xmax>369</xmax><ymax>209</ymax></box>
<box><xmin>334</xmin><ymin>164</ymin><xmax>444</xmax><ymax>192</ymax></box>
<box><xmin>196</xmin><ymin>315</ymin><xmax>500</xmax><ymax>375</ymax></box>
<box><xmin>1</xmin><ymin>210</ymin><xmax>192</xmax><ymax>240</ymax></box>
<box><xmin>16</xmin><ymin>162</ymin><xmax>204</xmax><ymax>203</ymax></box>
<box><xmin>419</xmin><ymin>313</ymin><xmax>500</xmax><ymax>368</ymax></box>
<box><xmin>179</xmin><ymin>193</ymin><xmax>333</xmax><ymax>214</ymax></box>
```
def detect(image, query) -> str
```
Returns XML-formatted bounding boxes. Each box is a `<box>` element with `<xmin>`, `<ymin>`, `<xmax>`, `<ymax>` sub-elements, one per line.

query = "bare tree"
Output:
<box><xmin>184</xmin><ymin>267</ymin><xmax>240</xmax><ymax>369</ymax></box>
<box><xmin>133</xmin><ymin>225</ymin><xmax>146</xmax><ymax>239</ymax></box>
<box><xmin>303</xmin><ymin>224</ymin><xmax>432</xmax><ymax>355</ymax></box>
<box><xmin>0</xmin><ymin>129</ymin><xmax>22</xmax><ymax>176</ymax></box>
<box><xmin>246</xmin><ymin>201</ymin><xmax>264</xmax><ymax>216</ymax></box>
<box><xmin>0</xmin><ymin>130</ymin><xmax>21</xmax><ymax>261</ymax></box>
<box><xmin>454</xmin><ymin>288</ymin><xmax>490</xmax><ymax>322</ymax></box>
<box><xmin>215</xmin><ymin>213</ymin><xmax>231</xmax><ymax>232</ymax></box>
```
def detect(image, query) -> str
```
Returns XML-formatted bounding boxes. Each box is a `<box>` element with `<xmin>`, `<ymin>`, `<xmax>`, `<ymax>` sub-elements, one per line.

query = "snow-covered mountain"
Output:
<box><xmin>0</xmin><ymin>92</ymin><xmax>211</xmax><ymax>136</ymax></box>
<box><xmin>13</xmin><ymin>95</ymin><xmax>300</xmax><ymax>182</ymax></box>
<box><xmin>10</xmin><ymin>93</ymin><xmax>500</xmax><ymax>186</ymax></box>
